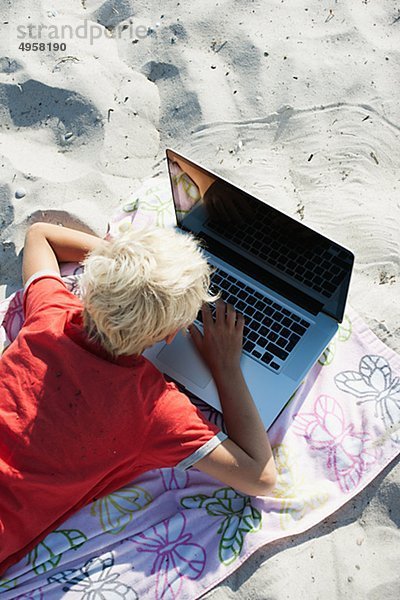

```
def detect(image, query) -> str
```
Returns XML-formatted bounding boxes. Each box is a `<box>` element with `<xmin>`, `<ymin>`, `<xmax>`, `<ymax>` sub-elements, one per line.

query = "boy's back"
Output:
<box><xmin>0</xmin><ymin>274</ymin><xmax>223</xmax><ymax>574</ymax></box>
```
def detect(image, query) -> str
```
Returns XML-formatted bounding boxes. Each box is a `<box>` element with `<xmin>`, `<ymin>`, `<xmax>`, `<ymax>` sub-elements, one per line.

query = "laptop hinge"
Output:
<box><xmin>195</xmin><ymin>230</ymin><xmax>323</xmax><ymax>317</ymax></box>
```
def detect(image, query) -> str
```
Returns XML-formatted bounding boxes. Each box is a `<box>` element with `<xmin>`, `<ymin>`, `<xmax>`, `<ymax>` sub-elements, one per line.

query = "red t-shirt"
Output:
<box><xmin>0</xmin><ymin>274</ymin><xmax>224</xmax><ymax>575</ymax></box>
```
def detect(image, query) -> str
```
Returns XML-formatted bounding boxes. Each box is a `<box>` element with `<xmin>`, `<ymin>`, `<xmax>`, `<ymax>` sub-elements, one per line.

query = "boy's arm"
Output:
<box><xmin>22</xmin><ymin>222</ymin><xmax>106</xmax><ymax>285</ymax></box>
<box><xmin>189</xmin><ymin>301</ymin><xmax>277</xmax><ymax>497</ymax></box>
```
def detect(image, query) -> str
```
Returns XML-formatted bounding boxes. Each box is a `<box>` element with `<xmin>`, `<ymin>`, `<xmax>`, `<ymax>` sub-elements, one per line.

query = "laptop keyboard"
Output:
<box><xmin>196</xmin><ymin>266</ymin><xmax>311</xmax><ymax>371</ymax></box>
<box><xmin>206</xmin><ymin>209</ymin><xmax>348</xmax><ymax>298</ymax></box>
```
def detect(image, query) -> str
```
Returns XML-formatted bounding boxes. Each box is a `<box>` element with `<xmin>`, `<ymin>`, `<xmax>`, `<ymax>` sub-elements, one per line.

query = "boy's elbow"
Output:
<box><xmin>254</xmin><ymin>460</ymin><xmax>277</xmax><ymax>496</ymax></box>
<box><xmin>25</xmin><ymin>222</ymin><xmax>46</xmax><ymax>239</ymax></box>
<box><xmin>257</xmin><ymin>468</ymin><xmax>277</xmax><ymax>496</ymax></box>
<box><xmin>241</xmin><ymin>462</ymin><xmax>277</xmax><ymax>497</ymax></box>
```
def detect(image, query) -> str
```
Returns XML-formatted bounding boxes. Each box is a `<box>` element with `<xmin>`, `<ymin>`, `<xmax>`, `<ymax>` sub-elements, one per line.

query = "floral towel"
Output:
<box><xmin>0</xmin><ymin>177</ymin><xmax>399</xmax><ymax>600</ymax></box>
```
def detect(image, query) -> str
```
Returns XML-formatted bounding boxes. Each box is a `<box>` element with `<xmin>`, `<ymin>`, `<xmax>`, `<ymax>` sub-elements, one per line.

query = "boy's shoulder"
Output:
<box><xmin>23</xmin><ymin>272</ymin><xmax>82</xmax><ymax>321</ymax></box>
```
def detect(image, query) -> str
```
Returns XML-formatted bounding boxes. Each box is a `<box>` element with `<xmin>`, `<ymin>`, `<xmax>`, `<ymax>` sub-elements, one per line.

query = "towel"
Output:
<box><xmin>0</xmin><ymin>177</ymin><xmax>399</xmax><ymax>599</ymax></box>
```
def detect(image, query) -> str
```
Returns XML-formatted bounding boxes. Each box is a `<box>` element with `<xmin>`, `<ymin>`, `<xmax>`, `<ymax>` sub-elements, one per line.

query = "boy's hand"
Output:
<box><xmin>188</xmin><ymin>299</ymin><xmax>245</xmax><ymax>376</ymax></box>
<box><xmin>189</xmin><ymin>301</ymin><xmax>277</xmax><ymax>497</ymax></box>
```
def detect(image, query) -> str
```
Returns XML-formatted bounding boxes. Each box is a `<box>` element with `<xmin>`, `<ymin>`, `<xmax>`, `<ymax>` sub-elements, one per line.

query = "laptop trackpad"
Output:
<box><xmin>157</xmin><ymin>332</ymin><xmax>212</xmax><ymax>389</ymax></box>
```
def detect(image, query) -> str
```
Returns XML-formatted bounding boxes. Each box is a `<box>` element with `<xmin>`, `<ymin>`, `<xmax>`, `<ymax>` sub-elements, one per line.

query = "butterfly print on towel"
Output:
<box><xmin>271</xmin><ymin>443</ymin><xmax>329</xmax><ymax>529</ymax></box>
<box><xmin>160</xmin><ymin>467</ymin><xmax>190</xmax><ymax>491</ymax></box>
<box><xmin>63</xmin><ymin>274</ymin><xmax>83</xmax><ymax>298</ymax></box>
<box><xmin>129</xmin><ymin>512</ymin><xmax>206</xmax><ymax>600</ymax></box>
<box><xmin>13</xmin><ymin>589</ymin><xmax>45</xmax><ymax>599</ymax></box>
<box><xmin>27</xmin><ymin>529</ymin><xmax>87</xmax><ymax>575</ymax></box>
<box><xmin>335</xmin><ymin>355</ymin><xmax>400</xmax><ymax>444</ymax></box>
<box><xmin>293</xmin><ymin>394</ymin><xmax>379</xmax><ymax>493</ymax></box>
<box><xmin>90</xmin><ymin>485</ymin><xmax>152</xmax><ymax>534</ymax></box>
<box><xmin>318</xmin><ymin>313</ymin><xmax>352</xmax><ymax>366</ymax></box>
<box><xmin>48</xmin><ymin>552</ymin><xmax>137</xmax><ymax>599</ymax></box>
<box><xmin>2</xmin><ymin>290</ymin><xmax>23</xmax><ymax>343</ymax></box>
<box><xmin>180</xmin><ymin>488</ymin><xmax>262</xmax><ymax>566</ymax></box>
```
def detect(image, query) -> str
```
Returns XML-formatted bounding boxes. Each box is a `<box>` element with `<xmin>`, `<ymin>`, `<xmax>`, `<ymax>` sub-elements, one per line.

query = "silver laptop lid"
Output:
<box><xmin>166</xmin><ymin>148</ymin><xmax>354</xmax><ymax>324</ymax></box>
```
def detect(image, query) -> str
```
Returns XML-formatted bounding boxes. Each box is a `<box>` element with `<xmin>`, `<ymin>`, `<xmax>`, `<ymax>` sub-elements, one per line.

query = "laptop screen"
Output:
<box><xmin>166</xmin><ymin>149</ymin><xmax>354</xmax><ymax>323</ymax></box>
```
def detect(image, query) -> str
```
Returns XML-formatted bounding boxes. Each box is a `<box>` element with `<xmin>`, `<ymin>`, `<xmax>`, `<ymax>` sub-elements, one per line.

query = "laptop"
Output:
<box><xmin>143</xmin><ymin>148</ymin><xmax>354</xmax><ymax>429</ymax></box>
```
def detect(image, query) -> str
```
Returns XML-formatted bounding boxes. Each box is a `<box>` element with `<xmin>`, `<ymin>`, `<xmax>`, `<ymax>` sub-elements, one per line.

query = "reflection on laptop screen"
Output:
<box><xmin>166</xmin><ymin>149</ymin><xmax>354</xmax><ymax>323</ymax></box>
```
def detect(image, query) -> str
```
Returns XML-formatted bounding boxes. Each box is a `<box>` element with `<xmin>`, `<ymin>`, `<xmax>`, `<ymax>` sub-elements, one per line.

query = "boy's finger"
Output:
<box><xmin>236</xmin><ymin>313</ymin><xmax>245</xmax><ymax>330</ymax></box>
<box><xmin>226</xmin><ymin>303</ymin><xmax>236</xmax><ymax>327</ymax></box>
<box><xmin>215</xmin><ymin>298</ymin><xmax>225</xmax><ymax>322</ymax></box>
<box><xmin>202</xmin><ymin>303</ymin><xmax>213</xmax><ymax>328</ymax></box>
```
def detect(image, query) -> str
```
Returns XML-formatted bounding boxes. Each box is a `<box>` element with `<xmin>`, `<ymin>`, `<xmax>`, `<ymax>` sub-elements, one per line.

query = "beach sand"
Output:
<box><xmin>0</xmin><ymin>0</ymin><xmax>399</xmax><ymax>597</ymax></box>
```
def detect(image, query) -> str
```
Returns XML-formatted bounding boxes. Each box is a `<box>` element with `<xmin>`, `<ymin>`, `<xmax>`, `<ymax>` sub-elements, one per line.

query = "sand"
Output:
<box><xmin>0</xmin><ymin>0</ymin><xmax>399</xmax><ymax>597</ymax></box>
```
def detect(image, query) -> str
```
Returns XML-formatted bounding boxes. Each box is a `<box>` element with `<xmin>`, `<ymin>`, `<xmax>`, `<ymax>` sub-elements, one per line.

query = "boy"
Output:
<box><xmin>0</xmin><ymin>222</ymin><xmax>276</xmax><ymax>575</ymax></box>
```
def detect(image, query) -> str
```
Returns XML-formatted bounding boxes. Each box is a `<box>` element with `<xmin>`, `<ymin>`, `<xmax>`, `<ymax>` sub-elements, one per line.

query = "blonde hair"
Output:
<box><xmin>79</xmin><ymin>227</ymin><xmax>219</xmax><ymax>356</ymax></box>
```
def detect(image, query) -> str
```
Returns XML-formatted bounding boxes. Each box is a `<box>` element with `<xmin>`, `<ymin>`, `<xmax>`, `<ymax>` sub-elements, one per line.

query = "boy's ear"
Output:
<box><xmin>164</xmin><ymin>330</ymin><xmax>179</xmax><ymax>345</ymax></box>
